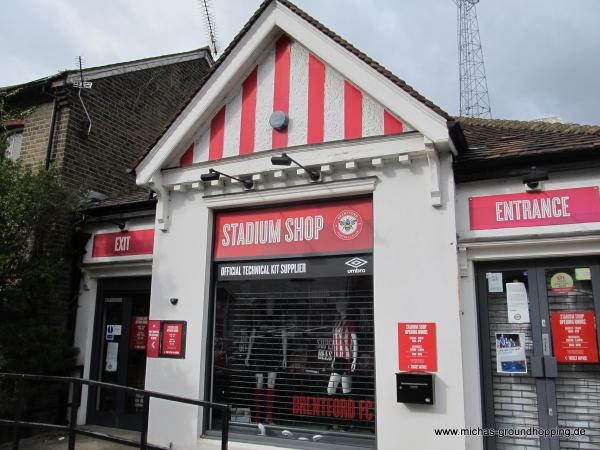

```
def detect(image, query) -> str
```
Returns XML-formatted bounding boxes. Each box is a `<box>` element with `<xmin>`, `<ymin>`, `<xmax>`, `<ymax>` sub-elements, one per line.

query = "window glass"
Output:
<box><xmin>211</xmin><ymin>267</ymin><xmax>375</xmax><ymax>447</ymax></box>
<box><xmin>4</xmin><ymin>131</ymin><xmax>23</xmax><ymax>161</ymax></box>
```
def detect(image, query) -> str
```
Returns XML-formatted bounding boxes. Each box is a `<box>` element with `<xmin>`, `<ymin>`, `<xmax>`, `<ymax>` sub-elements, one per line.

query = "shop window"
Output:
<box><xmin>210</xmin><ymin>257</ymin><xmax>375</xmax><ymax>448</ymax></box>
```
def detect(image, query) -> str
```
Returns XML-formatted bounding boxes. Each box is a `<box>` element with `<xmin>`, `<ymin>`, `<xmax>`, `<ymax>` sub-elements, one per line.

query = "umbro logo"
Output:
<box><xmin>345</xmin><ymin>257</ymin><xmax>368</xmax><ymax>269</ymax></box>
<box><xmin>345</xmin><ymin>257</ymin><xmax>368</xmax><ymax>274</ymax></box>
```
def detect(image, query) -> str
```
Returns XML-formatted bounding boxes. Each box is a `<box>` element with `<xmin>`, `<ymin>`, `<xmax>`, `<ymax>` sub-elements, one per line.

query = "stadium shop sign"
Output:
<box><xmin>213</xmin><ymin>198</ymin><xmax>373</xmax><ymax>260</ymax></box>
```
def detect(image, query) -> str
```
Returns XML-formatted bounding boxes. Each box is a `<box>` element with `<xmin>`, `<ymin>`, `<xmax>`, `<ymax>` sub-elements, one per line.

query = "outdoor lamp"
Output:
<box><xmin>201</xmin><ymin>169</ymin><xmax>254</xmax><ymax>189</ymax></box>
<box><xmin>271</xmin><ymin>153</ymin><xmax>320</xmax><ymax>181</ymax></box>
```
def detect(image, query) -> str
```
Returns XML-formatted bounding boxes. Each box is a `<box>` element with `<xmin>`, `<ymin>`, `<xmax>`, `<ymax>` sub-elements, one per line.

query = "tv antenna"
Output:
<box><xmin>198</xmin><ymin>0</ymin><xmax>219</xmax><ymax>57</ymax></box>
<box><xmin>454</xmin><ymin>0</ymin><xmax>492</xmax><ymax>118</ymax></box>
<box><xmin>75</xmin><ymin>56</ymin><xmax>93</xmax><ymax>134</ymax></box>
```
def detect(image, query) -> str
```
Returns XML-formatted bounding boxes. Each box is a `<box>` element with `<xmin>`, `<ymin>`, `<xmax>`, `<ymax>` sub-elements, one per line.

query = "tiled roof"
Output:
<box><xmin>83</xmin><ymin>189</ymin><xmax>155</xmax><ymax>213</ymax></box>
<box><xmin>455</xmin><ymin>117</ymin><xmax>600</xmax><ymax>161</ymax></box>
<box><xmin>452</xmin><ymin>117</ymin><xmax>600</xmax><ymax>181</ymax></box>
<box><xmin>135</xmin><ymin>0</ymin><xmax>448</xmax><ymax>170</ymax></box>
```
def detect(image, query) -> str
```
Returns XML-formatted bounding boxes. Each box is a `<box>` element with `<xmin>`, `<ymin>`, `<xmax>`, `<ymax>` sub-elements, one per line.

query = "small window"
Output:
<box><xmin>4</xmin><ymin>130</ymin><xmax>23</xmax><ymax>161</ymax></box>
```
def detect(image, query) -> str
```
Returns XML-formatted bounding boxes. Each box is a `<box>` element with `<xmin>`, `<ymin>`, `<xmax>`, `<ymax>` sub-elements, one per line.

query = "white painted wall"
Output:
<box><xmin>144</xmin><ymin>148</ymin><xmax>466</xmax><ymax>449</ymax></box>
<box><xmin>372</xmin><ymin>153</ymin><xmax>466</xmax><ymax>450</ymax></box>
<box><xmin>456</xmin><ymin>168</ymin><xmax>600</xmax><ymax>242</ymax></box>
<box><xmin>455</xmin><ymin>167</ymin><xmax>600</xmax><ymax>450</ymax></box>
<box><xmin>145</xmin><ymin>190</ymin><xmax>214</xmax><ymax>449</ymax></box>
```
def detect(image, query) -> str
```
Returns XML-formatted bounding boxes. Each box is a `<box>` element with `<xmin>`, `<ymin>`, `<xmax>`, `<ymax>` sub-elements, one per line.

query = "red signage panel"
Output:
<box><xmin>469</xmin><ymin>187</ymin><xmax>600</xmax><ymax>230</ymax></box>
<box><xmin>92</xmin><ymin>229</ymin><xmax>154</xmax><ymax>257</ymax></box>
<box><xmin>398</xmin><ymin>323</ymin><xmax>437</xmax><ymax>372</ymax></box>
<box><xmin>129</xmin><ymin>316</ymin><xmax>148</xmax><ymax>351</ymax></box>
<box><xmin>160</xmin><ymin>321</ymin><xmax>186</xmax><ymax>358</ymax></box>
<box><xmin>213</xmin><ymin>198</ymin><xmax>373</xmax><ymax>260</ymax></box>
<box><xmin>551</xmin><ymin>312</ymin><xmax>599</xmax><ymax>363</ymax></box>
<box><xmin>146</xmin><ymin>320</ymin><xmax>161</xmax><ymax>358</ymax></box>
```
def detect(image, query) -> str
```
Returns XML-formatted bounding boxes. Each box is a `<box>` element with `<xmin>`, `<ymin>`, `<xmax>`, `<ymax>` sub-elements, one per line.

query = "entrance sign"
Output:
<box><xmin>92</xmin><ymin>229</ymin><xmax>155</xmax><ymax>257</ymax></box>
<box><xmin>551</xmin><ymin>312</ymin><xmax>599</xmax><ymax>363</ymax></box>
<box><xmin>146</xmin><ymin>320</ymin><xmax>161</xmax><ymax>358</ymax></box>
<box><xmin>213</xmin><ymin>198</ymin><xmax>373</xmax><ymax>260</ymax></box>
<box><xmin>160</xmin><ymin>321</ymin><xmax>187</xmax><ymax>358</ymax></box>
<box><xmin>469</xmin><ymin>187</ymin><xmax>600</xmax><ymax>230</ymax></box>
<box><xmin>398</xmin><ymin>323</ymin><xmax>437</xmax><ymax>372</ymax></box>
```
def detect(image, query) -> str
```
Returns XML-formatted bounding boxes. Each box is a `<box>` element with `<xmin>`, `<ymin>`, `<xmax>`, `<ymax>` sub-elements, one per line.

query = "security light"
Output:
<box><xmin>271</xmin><ymin>154</ymin><xmax>292</xmax><ymax>166</ymax></box>
<box><xmin>200</xmin><ymin>170</ymin><xmax>220</xmax><ymax>182</ymax></box>
<box><xmin>271</xmin><ymin>153</ymin><xmax>320</xmax><ymax>181</ymax></box>
<box><xmin>201</xmin><ymin>169</ymin><xmax>254</xmax><ymax>189</ymax></box>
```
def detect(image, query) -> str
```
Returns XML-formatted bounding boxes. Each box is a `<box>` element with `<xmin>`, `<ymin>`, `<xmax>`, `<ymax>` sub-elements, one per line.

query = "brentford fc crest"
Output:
<box><xmin>334</xmin><ymin>210</ymin><xmax>363</xmax><ymax>240</ymax></box>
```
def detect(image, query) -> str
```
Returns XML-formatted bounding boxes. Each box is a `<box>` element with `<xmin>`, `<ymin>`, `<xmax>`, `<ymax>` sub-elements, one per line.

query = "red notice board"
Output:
<box><xmin>398</xmin><ymin>323</ymin><xmax>437</xmax><ymax>372</ymax></box>
<box><xmin>160</xmin><ymin>321</ymin><xmax>187</xmax><ymax>358</ymax></box>
<box><xmin>129</xmin><ymin>316</ymin><xmax>148</xmax><ymax>351</ymax></box>
<box><xmin>551</xmin><ymin>312</ymin><xmax>599</xmax><ymax>363</ymax></box>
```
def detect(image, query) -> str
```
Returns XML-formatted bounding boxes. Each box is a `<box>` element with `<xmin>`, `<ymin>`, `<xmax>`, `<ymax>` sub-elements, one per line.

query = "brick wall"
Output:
<box><xmin>18</xmin><ymin>101</ymin><xmax>54</xmax><ymax>168</ymax></box>
<box><xmin>54</xmin><ymin>55</ymin><xmax>210</xmax><ymax>196</ymax></box>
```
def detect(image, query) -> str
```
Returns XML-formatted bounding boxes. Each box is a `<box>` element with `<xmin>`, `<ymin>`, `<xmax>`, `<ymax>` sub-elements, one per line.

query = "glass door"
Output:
<box><xmin>540</xmin><ymin>265</ymin><xmax>600</xmax><ymax>450</ymax></box>
<box><xmin>477</xmin><ymin>262</ymin><xmax>600</xmax><ymax>450</ymax></box>
<box><xmin>88</xmin><ymin>278</ymin><xmax>150</xmax><ymax>430</ymax></box>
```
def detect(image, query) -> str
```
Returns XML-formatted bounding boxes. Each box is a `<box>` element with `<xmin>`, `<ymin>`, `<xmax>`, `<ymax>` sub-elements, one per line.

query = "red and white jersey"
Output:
<box><xmin>333</xmin><ymin>320</ymin><xmax>357</xmax><ymax>359</ymax></box>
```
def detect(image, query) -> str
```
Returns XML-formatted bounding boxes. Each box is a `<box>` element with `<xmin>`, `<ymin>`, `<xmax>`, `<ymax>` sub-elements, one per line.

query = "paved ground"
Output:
<box><xmin>0</xmin><ymin>426</ymin><xmax>141</xmax><ymax>450</ymax></box>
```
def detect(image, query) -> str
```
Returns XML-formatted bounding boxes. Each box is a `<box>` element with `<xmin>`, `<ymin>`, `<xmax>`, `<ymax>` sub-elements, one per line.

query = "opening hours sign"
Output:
<box><xmin>398</xmin><ymin>323</ymin><xmax>437</xmax><ymax>372</ymax></box>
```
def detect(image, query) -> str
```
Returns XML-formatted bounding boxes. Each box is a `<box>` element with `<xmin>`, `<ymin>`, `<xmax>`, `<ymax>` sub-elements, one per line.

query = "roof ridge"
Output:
<box><xmin>457</xmin><ymin>117</ymin><xmax>600</xmax><ymax>136</ymax></box>
<box><xmin>1</xmin><ymin>47</ymin><xmax>212</xmax><ymax>91</ymax></box>
<box><xmin>276</xmin><ymin>0</ymin><xmax>448</xmax><ymax>118</ymax></box>
<box><xmin>134</xmin><ymin>0</ymin><xmax>449</xmax><ymax>170</ymax></box>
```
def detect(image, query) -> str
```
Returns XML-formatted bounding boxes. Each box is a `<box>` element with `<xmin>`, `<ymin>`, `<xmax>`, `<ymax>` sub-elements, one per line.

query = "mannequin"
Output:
<box><xmin>327</xmin><ymin>299</ymin><xmax>357</xmax><ymax>395</ymax></box>
<box><xmin>245</xmin><ymin>298</ymin><xmax>287</xmax><ymax>424</ymax></box>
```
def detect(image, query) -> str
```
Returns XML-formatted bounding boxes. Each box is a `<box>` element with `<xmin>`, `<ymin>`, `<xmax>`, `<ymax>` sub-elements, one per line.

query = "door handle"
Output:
<box><xmin>543</xmin><ymin>356</ymin><xmax>558</xmax><ymax>378</ymax></box>
<box><xmin>531</xmin><ymin>356</ymin><xmax>545</xmax><ymax>377</ymax></box>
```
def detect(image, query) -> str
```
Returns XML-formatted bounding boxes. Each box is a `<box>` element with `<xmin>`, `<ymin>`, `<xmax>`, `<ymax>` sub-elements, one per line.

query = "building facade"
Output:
<box><xmin>71</xmin><ymin>2</ymin><xmax>600</xmax><ymax>450</ymax></box>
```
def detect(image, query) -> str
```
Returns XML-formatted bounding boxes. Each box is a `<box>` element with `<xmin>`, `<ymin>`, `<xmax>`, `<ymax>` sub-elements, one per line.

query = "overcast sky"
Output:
<box><xmin>2</xmin><ymin>0</ymin><xmax>599</xmax><ymax>125</ymax></box>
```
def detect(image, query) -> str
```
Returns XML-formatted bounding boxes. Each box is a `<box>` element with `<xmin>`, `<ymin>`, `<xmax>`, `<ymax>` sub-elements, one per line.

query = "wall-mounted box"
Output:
<box><xmin>396</xmin><ymin>372</ymin><xmax>435</xmax><ymax>405</ymax></box>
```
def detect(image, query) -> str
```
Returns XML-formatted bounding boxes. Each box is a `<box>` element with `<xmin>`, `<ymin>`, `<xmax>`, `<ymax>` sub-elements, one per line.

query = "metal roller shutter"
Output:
<box><xmin>210</xmin><ymin>273</ymin><xmax>375</xmax><ymax>447</ymax></box>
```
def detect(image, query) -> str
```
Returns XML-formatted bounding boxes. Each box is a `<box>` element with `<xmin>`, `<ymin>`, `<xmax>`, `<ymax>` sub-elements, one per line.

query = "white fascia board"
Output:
<box><xmin>136</xmin><ymin>3</ymin><xmax>278</xmax><ymax>185</ymax></box>
<box><xmin>203</xmin><ymin>177</ymin><xmax>377</xmax><ymax>210</ymax></box>
<box><xmin>161</xmin><ymin>133</ymin><xmax>425</xmax><ymax>187</ymax></box>
<box><xmin>274</xmin><ymin>3</ymin><xmax>449</xmax><ymax>145</ymax></box>
<box><xmin>66</xmin><ymin>50</ymin><xmax>211</xmax><ymax>83</ymax></box>
<box><xmin>461</xmin><ymin>234</ymin><xmax>600</xmax><ymax>261</ymax></box>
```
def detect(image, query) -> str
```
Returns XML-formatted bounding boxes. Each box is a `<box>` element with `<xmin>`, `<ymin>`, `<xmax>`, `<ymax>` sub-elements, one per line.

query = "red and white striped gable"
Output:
<box><xmin>174</xmin><ymin>35</ymin><xmax>414</xmax><ymax>167</ymax></box>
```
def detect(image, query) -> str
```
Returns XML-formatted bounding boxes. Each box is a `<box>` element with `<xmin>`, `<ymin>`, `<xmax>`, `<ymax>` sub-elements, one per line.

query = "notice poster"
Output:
<box><xmin>496</xmin><ymin>333</ymin><xmax>527</xmax><ymax>374</ymax></box>
<box><xmin>398</xmin><ymin>323</ymin><xmax>437</xmax><ymax>372</ymax></box>
<box><xmin>550</xmin><ymin>312</ymin><xmax>599</xmax><ymax>363</ymax></box>
<box><xmin>161</xmin><ymin>321</ymin><xmax>186</xmax><ymax>358</ymax></box>
<box><xmin>105</xmin><ymin>342</ymin><xmax>119</xmax><ymax>372</ymax></box>
<box><xmin>486</xmin><ymin>272</ymin><xmax>503</xmax><ymax>293</ymax></box>
<box><xmin>506</xmin><ymin>282</ymin><xmax>530</xmax><ymax>324</ymax></box>
<box><xmin>130</xmin><ymin>316</ymin><xmax>148</xmax><ymax>350</ymax></box>
<box><xmin>550</xmin><ymin>272</ymin><xmax>575</xmax><ymax>292</ymax></box>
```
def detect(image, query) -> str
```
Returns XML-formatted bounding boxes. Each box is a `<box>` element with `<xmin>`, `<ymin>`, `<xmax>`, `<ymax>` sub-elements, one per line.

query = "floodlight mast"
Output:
<box><xmin>454</xmin><ymin>0</ymin><xmax>492</xmax><ymax>118</ymax></box>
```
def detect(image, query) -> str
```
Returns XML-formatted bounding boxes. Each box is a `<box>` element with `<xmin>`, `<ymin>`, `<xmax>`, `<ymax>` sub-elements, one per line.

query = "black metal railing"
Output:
<box><xmin>0</xmin><ymin>373</ymin><xmax>230</xmax><ymax>450</ymax></box>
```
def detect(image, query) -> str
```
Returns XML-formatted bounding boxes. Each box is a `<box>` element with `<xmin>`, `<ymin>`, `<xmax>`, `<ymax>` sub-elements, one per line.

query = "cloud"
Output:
<box><xmin>1</xmin><ymin>0</ymin><xmax>598</xmax><ymax>125</ymax></box>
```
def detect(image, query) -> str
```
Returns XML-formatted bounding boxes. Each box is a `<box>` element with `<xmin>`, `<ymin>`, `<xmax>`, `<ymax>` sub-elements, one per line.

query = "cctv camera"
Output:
<box><xmin>169</xmin><ymin>298</ymin><xmax>179</xmax><ymax>305</ymax></box>
<box><xmin>522</xmin><ymin>166</ymin><xmax>548</xmax><ymax>192</ymax></box>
